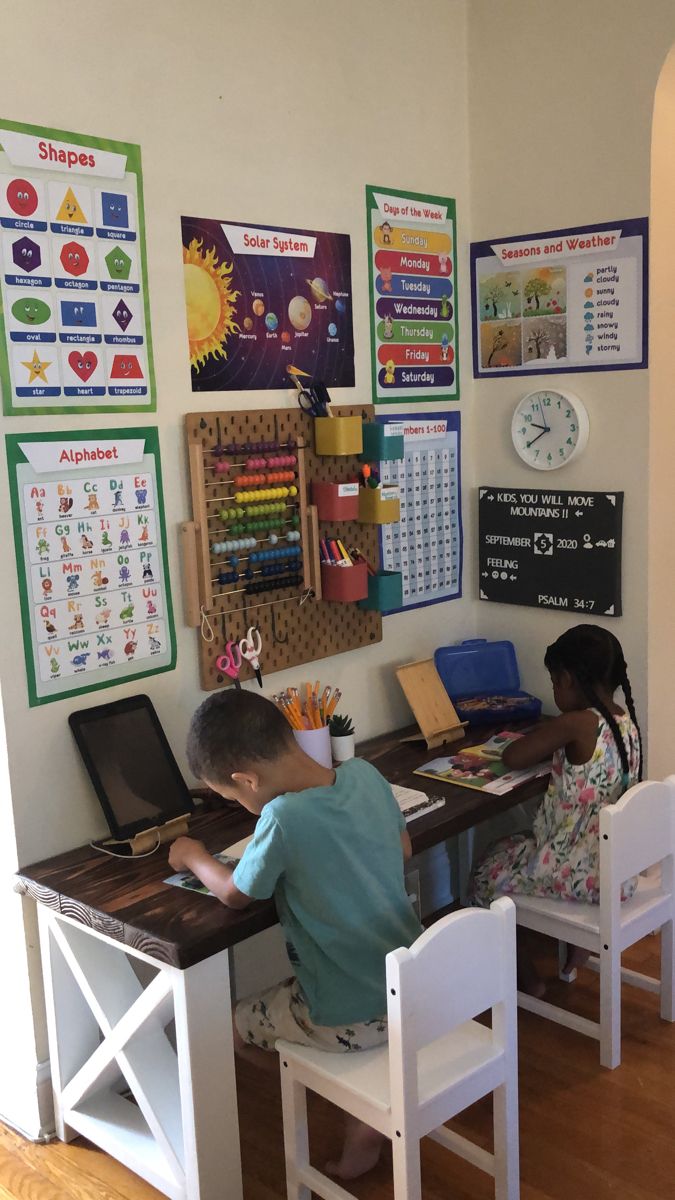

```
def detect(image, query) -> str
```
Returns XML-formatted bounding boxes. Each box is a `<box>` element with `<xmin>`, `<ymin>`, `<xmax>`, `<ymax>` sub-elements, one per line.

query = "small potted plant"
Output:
<box><xmin>329</xmin><ymin>712</ymin><xmax>355</xmax><ymax>762</ymax></box>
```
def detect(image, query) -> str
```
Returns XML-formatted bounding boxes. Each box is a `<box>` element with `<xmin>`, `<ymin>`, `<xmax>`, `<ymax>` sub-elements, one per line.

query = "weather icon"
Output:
<box><xmin>288</xmin><ymin>295</ymin><xmax>312</xmax><ymax>331</ymax></box>
<box><xmin>306</xmin><ymin>277</ymin><xmax>332</xmax><ymax>304</ymax></box>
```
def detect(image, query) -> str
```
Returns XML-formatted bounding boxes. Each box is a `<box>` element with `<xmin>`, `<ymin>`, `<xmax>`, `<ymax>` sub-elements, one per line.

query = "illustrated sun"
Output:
<box><xmin>183</xmin><ymin>238</ymin><xmax>240</xmax><ymax>370</ymax></box>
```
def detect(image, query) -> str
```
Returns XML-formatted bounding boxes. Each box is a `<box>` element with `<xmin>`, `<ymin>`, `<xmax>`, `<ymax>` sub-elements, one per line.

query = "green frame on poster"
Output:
<box><xmin>6</xmin><ymin>428</ymin><xmax>176</xmax><ymax>707</ymax></box>
<box><xmin>0</xmin><ymin>117</ymin><xmax>156</xmax><ymax>415</ymax></box>
<box><xmin>365</xmin><ymin>183</ymin><xmax>459</xmax><ymax>404</ymax></box>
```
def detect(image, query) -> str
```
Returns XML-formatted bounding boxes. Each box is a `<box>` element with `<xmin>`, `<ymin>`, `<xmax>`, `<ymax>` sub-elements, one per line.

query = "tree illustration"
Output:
<box><xmin>526</xmin><ymin>325</ymin><xmax>549</xmax><ymax>358</ymax></box>
<box><xmin>484</xmin><ymin>282</ymin><xmax>506</xmax><ymax>319</ymax></box>
<box><xmin>524</xmin><ymin>277</ymin><xmax>552</xmax><ymax>310</ymax></box>
<box><xmin>487</xmin><ymin>328</ymin><xmax>509</xmax><ymax>367</ymax></box>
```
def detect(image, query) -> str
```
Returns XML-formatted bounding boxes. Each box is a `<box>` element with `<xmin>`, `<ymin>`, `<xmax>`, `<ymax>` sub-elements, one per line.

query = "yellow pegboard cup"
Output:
<box><xmin>358</xmin><ymin>488</ymin><xmax>400</xmax><ymax>524</ymax></box>
<box><xmin>314</xmin><ymin>415</ymin><xmax>363</xmax><ymax>457</ymax></box>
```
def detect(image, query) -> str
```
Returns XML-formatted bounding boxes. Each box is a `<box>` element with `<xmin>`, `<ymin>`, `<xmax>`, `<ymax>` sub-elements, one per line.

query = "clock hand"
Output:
<box><xmin>537</xmin><ymin>399</ymin><xmax>550</xmax><ymax>431</ymax></box>
<box><xmin>529</xmin><ymin>422</ymin><xmax>549</xmax><ymax>432</ymax></box>
<box><xmin>526</xmin><ymin>428</ymin><xmax>549</xmax><ymax>448</ymax></box>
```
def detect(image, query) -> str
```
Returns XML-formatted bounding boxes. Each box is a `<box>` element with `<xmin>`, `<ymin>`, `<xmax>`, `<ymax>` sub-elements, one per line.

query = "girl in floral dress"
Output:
<box><xmin>471</xmin><ymin>625</ymin><xmax>642</xmax><ymax>982</ymax></box>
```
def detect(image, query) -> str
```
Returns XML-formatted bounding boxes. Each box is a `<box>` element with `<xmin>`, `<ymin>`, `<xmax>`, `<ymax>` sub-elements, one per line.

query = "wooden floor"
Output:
<box><xmin>1</xmin><ymin>935</ymin><xmax>674</xmax><ymax>1200</ymax></box>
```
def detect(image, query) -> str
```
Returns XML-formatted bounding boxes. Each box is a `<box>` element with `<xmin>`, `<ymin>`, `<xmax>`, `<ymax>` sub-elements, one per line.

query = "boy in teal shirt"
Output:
<box><xmin>169</xmin><ymin>690</ymin><xmax>422</xmax><ymax>1179</ymax></box>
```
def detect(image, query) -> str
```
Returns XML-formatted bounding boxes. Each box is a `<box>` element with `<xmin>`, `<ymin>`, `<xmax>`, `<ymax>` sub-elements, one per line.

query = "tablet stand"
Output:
<box><xmin>396</xmin><ymin>659</ymin><xmax>467</xmax><ymax>750</ymax></box>
<box><xmin>97</xmin><ymin>814</ymin><xmax>191</xmax><ymax>857</ymax></box>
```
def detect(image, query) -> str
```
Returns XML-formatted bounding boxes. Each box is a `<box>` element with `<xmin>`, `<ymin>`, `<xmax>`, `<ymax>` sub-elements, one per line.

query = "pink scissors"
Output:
<box><xmin>240</xmin><ymin>626</ymin><xmax>263</xmax><ymax>688</ymax></box>
<box><xmin>216</xmin><ymin>640</ymin><xmax>242</xmax><ymax>689</ymax></box>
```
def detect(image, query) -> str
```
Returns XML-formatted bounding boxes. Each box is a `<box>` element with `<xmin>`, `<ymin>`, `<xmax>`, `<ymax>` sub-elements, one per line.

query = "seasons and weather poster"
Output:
<box><xmin>0</xmin><ymin>119</ymin><xmax>156</xmax><ymax>414</ymax></box>
<box><xmin>181</xmin><ymin>216</ymin><xmax>354</xmax><ymax>390</ymax></box>
<box><xmin>470</xmin><ymin>217</ymin><xmax>648</xmax><ymax>377</ymax></box>
<box><xmin>366</xmin><ymin>184</ymin><xmax>459</xmax><ymax>403</ymax></box>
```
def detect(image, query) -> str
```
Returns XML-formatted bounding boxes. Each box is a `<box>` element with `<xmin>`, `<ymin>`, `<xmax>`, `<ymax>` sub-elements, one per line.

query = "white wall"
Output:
<box><xmin>467</xmin><ymin>0</ymin><xmax>675</xmax><ymax>730</ymax></box>
<box><xmin>0</xmin><ymin>0</ymin><xmax>472</xmax><ymax>1133</ymax></box>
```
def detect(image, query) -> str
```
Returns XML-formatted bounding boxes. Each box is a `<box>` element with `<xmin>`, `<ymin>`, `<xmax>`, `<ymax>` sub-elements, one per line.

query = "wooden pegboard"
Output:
<box><xmin>184</xmin><ymin>407</ymin><xmax>382</xmax><ymax>690</ymax></box>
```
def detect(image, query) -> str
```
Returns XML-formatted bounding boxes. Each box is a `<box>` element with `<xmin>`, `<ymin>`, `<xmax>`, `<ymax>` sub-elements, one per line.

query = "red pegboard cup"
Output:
<box><xmin>320</xmin><ymin>560</ymin><xmax>368</xmax><ymax>603</ymax></box>
<box><xmin>311</xmin><ymin>480</ymin><xmax>360</xmax><ymax>521</ymax></box>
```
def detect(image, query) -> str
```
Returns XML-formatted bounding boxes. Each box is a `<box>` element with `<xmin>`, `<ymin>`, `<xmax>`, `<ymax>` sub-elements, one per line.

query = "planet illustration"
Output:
<box><xmin>265</xmin><ymin>312</ymin><xmax>278</xmax><ymax>332</ymax></box>
<box><xmin>281</xmin><ymin>330</ymin><xmax>291</xmax><ymax>344</ymax></box>
<box><xmin>328</xmin><ymin>322</ymin><xmax>337</xmax><ymax>337</ymax></box>
<box><xmin>306</xmin><ymin>277</ymin><xmax>332</xmax><ymax>304</ymax></box>
<box><xmin>252</xmin><ymin>299</ymin><xmax>265</xmax><ymax>316</ymax></box>
<box><xmin>288</xmin><ymin>295</ymin><xmax>312</xmax><ymax>331</ymax></box>
<box><xmin>244</xmin><ymin>317</ymin><xmax>253</xmax><ymax>331</ymax></box>
<box><xmin>335</xmin><ymin>298</ymin><xmax>346</xmax><ymax>314</ymax></box>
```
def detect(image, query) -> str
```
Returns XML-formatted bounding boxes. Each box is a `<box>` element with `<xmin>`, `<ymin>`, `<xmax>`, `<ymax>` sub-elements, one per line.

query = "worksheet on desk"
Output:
<box><xmin>378</xmin><ymin>411</ymin><xmax>462</xmax><ymax>613</ymax></box>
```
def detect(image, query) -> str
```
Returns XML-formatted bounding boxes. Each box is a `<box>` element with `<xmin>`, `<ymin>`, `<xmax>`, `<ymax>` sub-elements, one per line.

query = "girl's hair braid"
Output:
<box><xmin>544</xmin><ymin>624</ymin><xmax>640</xmax><ymax>786</ymax></box>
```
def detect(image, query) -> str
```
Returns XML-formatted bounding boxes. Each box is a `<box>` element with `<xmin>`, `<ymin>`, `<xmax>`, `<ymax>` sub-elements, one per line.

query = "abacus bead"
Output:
<box><xmin>226</xmin><ymin>442</ymin><xmax>237</xmax><ymax>455</ymax></box>
<box><xmin>287</xmin><ymin>438</ymin><xmax>296</xmax><ymax>450</ymax></box>
<box><xmin>289</xmin><ymin>485</ymin><xmax>298</xmax><ymax>497</ymax></box>
<box><xmin>269</xmin><ymin>533</ymin><xmax>278</xmax><ymax>545</ymax></box>
<box><xmin>230</xmin><ymin>556</ymin><xmax>239</xmax><ymax>567</ymax></box>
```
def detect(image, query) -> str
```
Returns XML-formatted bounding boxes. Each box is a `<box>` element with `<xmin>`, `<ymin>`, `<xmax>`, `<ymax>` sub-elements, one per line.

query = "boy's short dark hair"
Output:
<box><xmin>187</xmin><ymin>690</ymin><xmax>294</xmax><ymax>783</ymax></box>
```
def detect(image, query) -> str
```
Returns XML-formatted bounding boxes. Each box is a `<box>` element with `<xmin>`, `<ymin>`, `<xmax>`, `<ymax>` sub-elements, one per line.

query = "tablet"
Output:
<box><xmin>69</xmin><ymin>695</ymin><xmax>194</xmax><ymax>840</ymax></box>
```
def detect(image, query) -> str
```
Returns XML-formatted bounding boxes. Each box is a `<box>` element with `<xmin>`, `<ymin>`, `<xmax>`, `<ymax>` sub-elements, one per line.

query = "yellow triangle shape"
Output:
<box><xmin>56</xmin><ymin>187</ymin><xmax>87</xmax><ymax>224</ymax></box>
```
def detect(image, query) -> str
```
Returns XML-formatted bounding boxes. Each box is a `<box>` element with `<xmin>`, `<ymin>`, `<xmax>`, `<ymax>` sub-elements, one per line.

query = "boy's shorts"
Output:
<box><xmin>234</xmin><ymin>976</ymin><xmax>388</xmax><ymax>1053</ymax></box>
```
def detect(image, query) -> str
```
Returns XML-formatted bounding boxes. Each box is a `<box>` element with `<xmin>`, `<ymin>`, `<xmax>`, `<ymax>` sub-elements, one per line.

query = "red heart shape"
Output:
<box><xmin>68</xmin><ymin>350</ymin><xmax>97</xmax><ymax>382</ymax></box>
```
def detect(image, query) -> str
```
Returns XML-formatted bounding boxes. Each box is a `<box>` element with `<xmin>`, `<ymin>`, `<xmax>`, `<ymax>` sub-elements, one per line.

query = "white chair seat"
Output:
<box><xmin>512</xmin><ymin>872</ymin><xmax>665</xmax><ymax>936</ymax></box>
<box><xmin>280</xmin><ymin>1020</ymin><xmax>501</xmax><ymax>1114</ymax></box>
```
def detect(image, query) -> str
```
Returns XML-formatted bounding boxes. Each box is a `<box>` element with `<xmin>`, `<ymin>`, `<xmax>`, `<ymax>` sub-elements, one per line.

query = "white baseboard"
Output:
<box><xmin>36</xmin><ymin>1059</ymin><xmax>55</xmax><ymax>1140</ymax></box>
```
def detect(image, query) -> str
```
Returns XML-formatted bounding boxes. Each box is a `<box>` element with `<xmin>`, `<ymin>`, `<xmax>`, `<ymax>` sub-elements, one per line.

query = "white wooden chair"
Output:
<box><xmin>277</xmin><ymin>897</ymin><xmax>519</xmax><ymax>1200</ymax></box>
<box><xmin>514</xmin><ymin>779</ymin><xmax>675</xmax><ymax>1069</ymax></box>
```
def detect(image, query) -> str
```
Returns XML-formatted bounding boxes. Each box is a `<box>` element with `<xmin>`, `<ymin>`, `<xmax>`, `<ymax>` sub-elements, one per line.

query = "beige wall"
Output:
<box><xmin>0</xmin><ymin>0</ymin><xmax>472</xmax><ymax>1133</ymax></box>
<box><xmin>648</xmin><ymin>45</ymin><xmax>675</xmax><ymax>777</ymax></box>
<box><xmin>467</xmin><ymin>0</ymin><xmax>675</xmax><ymax>730</ymax></box>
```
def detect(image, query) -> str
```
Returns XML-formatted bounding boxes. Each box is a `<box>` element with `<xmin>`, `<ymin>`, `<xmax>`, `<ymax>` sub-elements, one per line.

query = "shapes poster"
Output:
<box><xmin>471</xmin><ymin>217</ymin><xmax>648</xmax><ymax>378</ymax></box>
<box><xmin>377</xmin><ymin>412</ymin><xmax>462</xmax><ymax>611</ymax></box>
<box><xmin>7</xmin><ymin>429</ymin><xmax>176</xmax><ymax>706</ymax></box>
<box><xmin>0</xmin><ymin>119</ymin><xmax>156</xmax><ymax>414</ymax></box>
<box><xmin>180</xmin><ymin>216</ymin><xmax>354</xmax><ymax>390</ymax></box>
<box><xmin>366</xmin><ymin>185</ymin><xmax>459</xmax><ymax>403</ymax></box>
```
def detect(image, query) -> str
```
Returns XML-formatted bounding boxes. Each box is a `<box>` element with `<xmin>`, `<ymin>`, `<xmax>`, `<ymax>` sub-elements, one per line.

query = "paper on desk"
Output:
<box><xmin>163</xmin><ymin>835</ymin><xmax>253</xmax><ymax>896</ymax></box>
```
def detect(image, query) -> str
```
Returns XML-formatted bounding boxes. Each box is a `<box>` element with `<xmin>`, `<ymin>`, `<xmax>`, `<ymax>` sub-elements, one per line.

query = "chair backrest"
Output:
<box><xmin>385</xmin><ymin>897</ymin><xmax>516</xmax><ymax>1112</ymax></box>
<box><xmin>600</xmin><ymin>779</ymin><xmax>675</xmax><ymax>892</ymax></box>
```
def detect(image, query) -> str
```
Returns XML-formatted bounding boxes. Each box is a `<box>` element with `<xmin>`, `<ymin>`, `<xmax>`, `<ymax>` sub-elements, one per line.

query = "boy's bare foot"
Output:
<box><xmin>326</xmin><ymin>1115</ymin><xmax>384</xmax><ymax>1180</ymax></box>
<box><xmin>563</xmin><ymin>945</ymin><xmax>590</xmax><ymax>976</ymax></box>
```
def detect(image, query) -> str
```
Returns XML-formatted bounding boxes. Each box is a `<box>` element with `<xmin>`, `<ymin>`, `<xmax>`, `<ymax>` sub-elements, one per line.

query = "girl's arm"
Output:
<box><xmin>502</xmin><ymin>710</ymin><xmax>599</xmax><ymax>770</ymax></box>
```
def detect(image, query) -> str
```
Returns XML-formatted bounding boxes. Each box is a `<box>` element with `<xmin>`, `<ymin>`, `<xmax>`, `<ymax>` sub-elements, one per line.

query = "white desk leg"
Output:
<box><xmin>174</xmin><ymin>949</ymin><xmax>243</xmax><ymax>1200</ymax></box>
<box><xmin>38</xmin><ymin>904</ymin><xmax>100</xmax><ymax>1142</ymax></box>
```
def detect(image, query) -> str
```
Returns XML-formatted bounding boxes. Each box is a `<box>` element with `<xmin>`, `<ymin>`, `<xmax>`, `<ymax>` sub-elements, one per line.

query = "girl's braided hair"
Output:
<box><xmin>544</xmin><ymin>624</ymin><xmax>642</xmax><ymax>783</ymax></box>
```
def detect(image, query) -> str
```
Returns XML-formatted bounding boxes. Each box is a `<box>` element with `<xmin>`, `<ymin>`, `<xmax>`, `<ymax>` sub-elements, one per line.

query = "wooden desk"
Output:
<box><xmin>17</xmin><ymin>723</ymin><xmax>546</xmax><ymax>1200</ymax></box>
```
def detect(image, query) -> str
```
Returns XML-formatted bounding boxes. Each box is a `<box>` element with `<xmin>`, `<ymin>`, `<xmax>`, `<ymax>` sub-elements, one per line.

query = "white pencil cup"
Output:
<box><xmin>293</xmin><ymin>726</ymin><xmax>333</xmax><ymax>768</ymax></box>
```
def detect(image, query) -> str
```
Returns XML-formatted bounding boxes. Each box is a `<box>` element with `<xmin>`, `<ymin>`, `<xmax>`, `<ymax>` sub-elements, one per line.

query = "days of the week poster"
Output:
<box><xmin>7</xmin><ymin>429</ymin><xmax>175</xmax><ymax>706</ymax></box>
<box><xmin>366</xmin><ymin>184</ymin><xmax>459</xmax><ymax>403</ymax></box>
<box><xmin>0</xmin><ymin>119</ymin><xmax>156</xmax><ymax>414</ymax></box>
<box><xmin>181</xmin><ymin>216</ymin><xmax>354</xmax><ymax>390</ymax></box>
<box><xmin>471</xmin><ymin>217</ymin><xmax>647</xmax><ymax>377</ymax></box>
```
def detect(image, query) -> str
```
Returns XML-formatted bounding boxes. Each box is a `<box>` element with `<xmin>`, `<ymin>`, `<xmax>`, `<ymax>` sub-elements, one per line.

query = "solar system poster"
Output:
<box><xmin>181</xmin><ymin>216</ymin><xmax>355</xmax><ymax>390</ymax></box>
<box><xmin>366</xmin><ymin>184</ymin><xmax>459</xmax><ymax>404</ymax></box>
<box><xmin>0</xmin><ymin>118</ymin><xmax>156</xmax><ymax>415</ymax></box>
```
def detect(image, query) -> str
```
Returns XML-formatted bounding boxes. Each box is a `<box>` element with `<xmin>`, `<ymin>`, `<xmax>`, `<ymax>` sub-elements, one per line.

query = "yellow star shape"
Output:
<box><xmin>21</xmin><ymin>350</ymin><xmax>51</xmax><ymax>383</ymax></box>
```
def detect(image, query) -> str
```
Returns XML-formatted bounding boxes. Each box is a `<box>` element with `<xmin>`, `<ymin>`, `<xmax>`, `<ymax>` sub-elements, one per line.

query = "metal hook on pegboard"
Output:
<box><xmin>270</xmin><ymin>603</ymin><xmax>288</xmax><ymax>644</ymax></box>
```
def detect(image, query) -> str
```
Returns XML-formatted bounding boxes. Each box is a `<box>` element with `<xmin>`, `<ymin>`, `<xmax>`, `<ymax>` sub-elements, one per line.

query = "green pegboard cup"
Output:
<box><xmin>358</xmin><ymin>569</ymin><xmax>403</xmax><ymax>612</ymax></box>
<box><xmin>314</xmin><ymin>415</ymin><xmax>363</xmax><ymax>456</ymax></box>
<box><xmin>359</xmin><ymin>422</ymin><xmax>404</xmax><ymax>462</ymax></box>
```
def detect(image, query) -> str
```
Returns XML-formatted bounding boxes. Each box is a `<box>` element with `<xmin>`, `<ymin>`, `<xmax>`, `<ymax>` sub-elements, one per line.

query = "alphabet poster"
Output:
<box><xmin>181</xmin><ymin>216</ymin><xmax>354</xmax><ymax>390</ymax></box>
<box><xmin>470</xmin><ymin>217</ymin><xmax>648</xmax><ymax>377</ymax></box>
<box><xmin>0</xmin><ymin>119</ymin><xmax>156</xmax><ymax>414</ymax></box>
<box><xmin>366</xmin><ymin>184</ymin><xmax>459</xmax><ymax>403</ymax></box>
<box><xmin>6</xmin><ymin>429</ymin><xmax>175</xmax><ymax>706</ymax></box>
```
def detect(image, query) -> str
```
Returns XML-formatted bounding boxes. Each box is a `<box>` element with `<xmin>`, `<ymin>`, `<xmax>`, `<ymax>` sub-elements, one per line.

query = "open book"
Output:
<box><xmin>414</xmin><ymin>730</ymin><xmax>550</xmax><ymax>795</ymax></box>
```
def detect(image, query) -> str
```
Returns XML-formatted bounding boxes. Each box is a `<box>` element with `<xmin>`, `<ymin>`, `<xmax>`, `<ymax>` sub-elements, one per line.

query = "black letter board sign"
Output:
<box><xmin>478</xmin><ymin>487</ymin><xmax>623</xmax><ymax>616</ymax></box>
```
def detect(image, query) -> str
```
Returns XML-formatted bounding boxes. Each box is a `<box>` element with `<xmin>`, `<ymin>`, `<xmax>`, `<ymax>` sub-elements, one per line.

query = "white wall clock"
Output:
<box><xmin>511</xmin><ymin>388</ymin><xmax>590</xmax><ymax>470</ymax></box>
